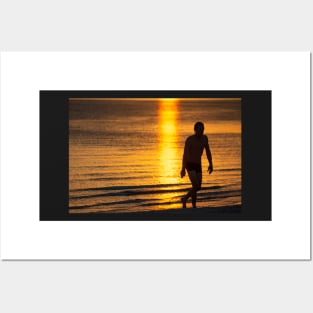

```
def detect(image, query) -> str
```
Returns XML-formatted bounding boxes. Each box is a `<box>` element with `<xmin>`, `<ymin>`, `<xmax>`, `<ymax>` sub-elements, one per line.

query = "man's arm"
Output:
<box><xmin>204</xmin><ymin>135</ymin><xmax>213</xmax><ymax>174</ymax></box>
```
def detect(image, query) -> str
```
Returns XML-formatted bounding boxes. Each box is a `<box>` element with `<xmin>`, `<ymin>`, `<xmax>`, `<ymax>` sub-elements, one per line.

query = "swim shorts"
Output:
<box><xmin>186</xmin><ymin>162</ymin><xmax>202</xmax><ymax>173</ymax></box>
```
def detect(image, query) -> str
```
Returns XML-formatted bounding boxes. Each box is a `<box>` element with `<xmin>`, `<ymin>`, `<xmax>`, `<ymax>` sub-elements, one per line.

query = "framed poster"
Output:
<box><xmin>0</xmin><ymin>52</ymin><xmax>310</xmax><ymax>260</ymax></box>
<box><xmin>40</xmin><ymin>90</ymin><xmax>271</xmax><ymax>221</ymax></box>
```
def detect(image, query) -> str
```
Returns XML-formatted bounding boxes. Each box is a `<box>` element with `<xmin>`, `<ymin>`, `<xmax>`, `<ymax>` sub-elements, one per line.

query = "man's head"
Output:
<box><xmin>194</xmin><ymin>121</ymin><xmax>204</xmax><ymax>136</ymax></box>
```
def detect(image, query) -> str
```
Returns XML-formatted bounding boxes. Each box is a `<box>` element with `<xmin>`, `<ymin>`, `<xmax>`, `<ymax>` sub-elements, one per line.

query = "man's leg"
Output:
<box><xmin>182</xmin><ymin>170</ymin><xmax>201</xmax><ymax>208</ymax></box>
<box><xmin>191</xmin><ymin>172</ymin><xmax>202</xmax><ymax>208</ymax></box>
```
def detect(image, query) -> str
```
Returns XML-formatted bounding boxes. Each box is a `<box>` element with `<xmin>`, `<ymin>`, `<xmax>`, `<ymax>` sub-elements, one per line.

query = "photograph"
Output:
<box><xmin>69</xmin><ymin>97</ymin><xmax>242</xmax><ymax>217</ymax></box>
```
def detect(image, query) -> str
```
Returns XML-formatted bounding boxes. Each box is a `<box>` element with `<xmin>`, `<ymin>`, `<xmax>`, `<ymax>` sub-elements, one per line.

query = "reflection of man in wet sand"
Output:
<box><xmin>180</xmin><ymin>121</ymin><xmax>213</xmax><ymax>209</ymax></box>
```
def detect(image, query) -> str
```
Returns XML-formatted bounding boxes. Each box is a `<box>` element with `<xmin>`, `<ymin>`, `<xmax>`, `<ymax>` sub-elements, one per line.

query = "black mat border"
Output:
<box><xmin>40</xmin><ymin>90</ymin><xmax>271</xmax><ymax>221</ymax></box>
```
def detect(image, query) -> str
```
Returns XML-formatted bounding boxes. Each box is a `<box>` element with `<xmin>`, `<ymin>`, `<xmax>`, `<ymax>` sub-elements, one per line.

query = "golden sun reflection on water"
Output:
<box><xmin>158</xmin><ymin>99</ymin><xmax>181</xmax><ymax>187</ymax></box>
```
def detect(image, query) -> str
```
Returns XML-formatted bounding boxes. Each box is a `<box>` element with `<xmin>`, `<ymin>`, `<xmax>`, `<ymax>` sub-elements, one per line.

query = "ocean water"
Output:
<box><xmin>69</xmin><ymin>98</ymin><xmax>241</xmax><ymax>214</ymax></box>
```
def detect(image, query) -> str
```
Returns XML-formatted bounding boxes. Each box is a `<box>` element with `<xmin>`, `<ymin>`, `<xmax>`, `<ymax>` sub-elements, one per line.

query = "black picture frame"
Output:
<box><xmin>40</xmin><ymin>90</ymin><xmax>271</xmax><ymax>221</ymax></box>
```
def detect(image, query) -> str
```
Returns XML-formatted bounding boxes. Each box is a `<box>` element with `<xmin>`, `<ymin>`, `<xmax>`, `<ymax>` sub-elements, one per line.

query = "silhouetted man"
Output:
<box><xmin>180</xmin><ymin>121</ymin><xmax>213</xmax><ymax>209</ymax></box>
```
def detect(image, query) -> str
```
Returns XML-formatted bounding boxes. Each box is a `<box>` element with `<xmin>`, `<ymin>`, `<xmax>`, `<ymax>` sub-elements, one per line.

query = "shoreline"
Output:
<box><xmin>68</xmin><ymin>205</ymin><xmax>242</xmax><ymax>221</ymax></box>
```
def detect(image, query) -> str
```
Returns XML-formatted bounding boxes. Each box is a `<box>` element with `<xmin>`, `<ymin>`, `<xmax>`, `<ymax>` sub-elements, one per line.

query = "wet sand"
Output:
<box><xmin>68</xmin><ymin>205</ymin><xmax>242</xmax><ymax>221</ymax></box>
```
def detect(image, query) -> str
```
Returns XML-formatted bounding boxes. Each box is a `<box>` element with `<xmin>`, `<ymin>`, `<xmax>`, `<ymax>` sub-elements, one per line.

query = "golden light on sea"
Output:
<box><xmin>158</xmin><ymin>99</ymin><xmax>180</xmax><ymax>186</ymax></box>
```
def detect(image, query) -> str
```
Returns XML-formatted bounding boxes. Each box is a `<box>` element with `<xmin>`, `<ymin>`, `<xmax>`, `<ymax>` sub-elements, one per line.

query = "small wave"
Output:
<box><xmin>72</xmin><ymin>176</ymin><xmax>148</xmax><ymax>182</ymax></box>
<box><xmin>216</xmin><ymin>168</ymin><xmax>241</xmax><ymax>172</ymax></box>
<box><xmin>70</xmin><ymin>198</ymin><xmax>147</xmax><ymax>210</ymax></box>
<box><xmin>69</xmin><ymin>185</ymin><xmax>225</xmax><ymax>200</ymax></box>
<box><xmin>71</xmin><ymin>183</ymin><xmax>221</xmax><ymax>193</ymax></box>
<box><xmin>70</xmin><ymin>194</ymin><xmax>242</xmax><ymax>211</ymax></box>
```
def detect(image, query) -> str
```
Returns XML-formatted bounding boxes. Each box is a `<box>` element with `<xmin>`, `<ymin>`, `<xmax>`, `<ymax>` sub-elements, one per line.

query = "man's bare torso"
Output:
<box><xmin>185</xmin><ymin>134</ymin><xmax>208</xmax><ymax>164</ymax></box>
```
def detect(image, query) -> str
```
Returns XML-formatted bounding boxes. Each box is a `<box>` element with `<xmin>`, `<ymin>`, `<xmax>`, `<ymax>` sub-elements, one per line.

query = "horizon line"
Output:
<box><xmin>69</xmin><ymin>97</ymin><xmax>242</xmax><ymax>101</ymax></box>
